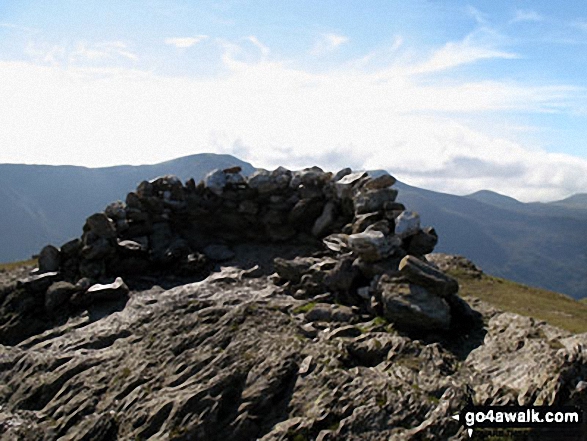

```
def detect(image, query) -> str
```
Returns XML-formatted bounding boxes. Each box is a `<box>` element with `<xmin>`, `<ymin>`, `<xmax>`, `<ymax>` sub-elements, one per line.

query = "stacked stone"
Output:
<box><xmin>32</xmin><ymin>164</ymin><xmax>476</xmax><ymax>332</ymax></box>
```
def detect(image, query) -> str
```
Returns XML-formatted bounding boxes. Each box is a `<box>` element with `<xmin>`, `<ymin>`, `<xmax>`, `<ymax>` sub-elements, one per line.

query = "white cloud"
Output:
<box><xmin>0</xmin><ymin>22</ymin><xmax>39</xmax><ymax>33</ymax></box>
<box><xmin>164</xmin><ymin>36</ymin><xmax>209</xmax><ymax>48</ymax></box>
<box><xmin>246</xmin><ymin>36</ymin><xmax>270</xmax><ymax>57</ymax></box>
<box><xmin>2</xmin><ymin>32</ymin><xmax>586</xmax><ymax>202</ymax></box>
<box><xmin>24</xmin><ymin>40</ymin><xmax>138</xmax><ymax>65</ymax></box>
<box><xmin>311</xmin><ymin>33</ymin><xmax>349</xmax><ymax>55</ymax></box>
<box><xmin>409</xmin><ymin>34</ymin><xmax>518</xmax><ymax>74</ymax></box>
<box><xmin>511</xmin><ymin>9</ymin><xmax>544</xmax><ymax>23</ymax></box>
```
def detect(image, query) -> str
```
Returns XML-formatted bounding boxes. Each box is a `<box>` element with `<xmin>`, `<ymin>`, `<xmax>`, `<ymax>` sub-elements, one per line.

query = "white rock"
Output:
<box><xmin>395</xmin><ymin>211</ymin><xmax>421</xmax><ymax>238</ymax></box>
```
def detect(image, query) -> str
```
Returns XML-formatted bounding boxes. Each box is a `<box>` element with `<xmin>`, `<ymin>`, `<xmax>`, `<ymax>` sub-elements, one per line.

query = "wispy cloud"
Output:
<box><xmin>164</xmin><ymin>36</ymin><xmax>209</xmax><ymax>48</ymax></box>
<box><xmin>572</xmin><ymin>20</ymin><xmax>587</xmax><ymax>32</ymax></box>
<box><xmin>467</xmin><ymin>6</ymin><xmax>489</xmax><ymax>25</ymax></box>
<box><xmin>246</xmin><ymin>36</ymin><xmax>270</xmax><ymax>57</ymax></box>
<box><xmin>25</xmin><ymin>40</ymin><xmax>138</xmax><ymax>65</ymax></box>
<box><xmin>409</xmin><ymin>36</ymin><xmax>518</xmax><ymax>74</ymax></box>
<box><xmin>311</xmin><ymin>33</ymin><xmax>349</xmax><ymax>55</ymax></box>
<box><xmin>511</xmin><ymin>9</ymin><xmax>544</xmax><ymax>24</ymax></box>
<box><xmin>0</xmin><ymin>22</ymin><xmax>39</xmax><ymax>33</ymax></box>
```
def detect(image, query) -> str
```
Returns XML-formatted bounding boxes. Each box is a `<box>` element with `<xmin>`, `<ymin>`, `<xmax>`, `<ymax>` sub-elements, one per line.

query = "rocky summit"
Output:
<box><xmin>0</xmin><ymin>166</ymin><xmax>586</xmax><ymax>440</ymax></box>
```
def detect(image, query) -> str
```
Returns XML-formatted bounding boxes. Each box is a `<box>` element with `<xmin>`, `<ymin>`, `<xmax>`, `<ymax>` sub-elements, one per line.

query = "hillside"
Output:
<box><xmin>395</xmin><ymin>181</ymin><xmax>587</xmax><ymax>299</ymax></box>
<box><xmin>0</xmin><ymin>154</ymin><xmax>255</xmax><ymax>263</ymax></box>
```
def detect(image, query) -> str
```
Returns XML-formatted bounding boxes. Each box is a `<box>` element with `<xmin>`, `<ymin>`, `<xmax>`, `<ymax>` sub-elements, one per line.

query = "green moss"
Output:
<box><xmin>372</xmin><ymin>316</ymin><xmax>388</xmax><ymax>326</ymax></box>
<box><xmin>292</xmin><ymin>301</ymin><xmax>317</xmax><ymax>314</ymax></box>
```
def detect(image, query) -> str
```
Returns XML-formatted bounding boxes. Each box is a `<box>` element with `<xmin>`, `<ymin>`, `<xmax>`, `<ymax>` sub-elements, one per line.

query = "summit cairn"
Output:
<box><xmin>26</xmin><ymin>165</ymin><xmax>477</xmax><ymax>336</ymax></box>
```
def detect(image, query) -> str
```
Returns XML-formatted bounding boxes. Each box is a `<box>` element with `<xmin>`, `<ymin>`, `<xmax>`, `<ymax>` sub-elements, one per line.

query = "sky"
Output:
<box><xmin>1</xmin><ymin>1</ymin><xmax>587</xmax><ymax>201</ymax></box>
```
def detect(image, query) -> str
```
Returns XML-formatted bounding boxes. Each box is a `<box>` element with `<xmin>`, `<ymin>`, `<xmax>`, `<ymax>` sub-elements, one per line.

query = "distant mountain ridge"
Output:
<box><xmin>0</xmin><ymin>154</ymin><xmax>255</xmax><ymax>264</ymax></box>
<box><xmin>0</xmin><ymin>154</ymin><xmax>585</xmax><ymax>299</ymax></box>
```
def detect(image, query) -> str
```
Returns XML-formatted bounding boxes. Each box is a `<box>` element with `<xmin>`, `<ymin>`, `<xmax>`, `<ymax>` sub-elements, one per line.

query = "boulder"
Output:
<box><xmin>18</xmin><ymin>272</ymin><xmax>60</xmax><ymax>293</ymax></box>
<box><xmin>378</xmin><ymin>276</ymin><xmax>451</xmax><ymax>332</ymax></box>
<box><xmin>394</xmin><ymin>211</ymin><xmax>420</xmax><ymax>238</ymax></box>
<box><xmin>248</xmin><ymin>169</ymin><xmax>279</xmax><ymax>194</ymax></box>
<box><xmin>84</xmin><ymin>213</ymin><xmax>117</xmax><ymax>239</ymax></box>
<box><xmin>81</xmin><ymin>238</ymin><xmax>116</xmax><ymax>261</ymax></box>
<box><xmin>334</xmin><ymin>171</ymin><xmax>367</xmax><ymax>199</ymax></box>
<box><xmin>204</xmin><ymin>169</ymin><xmax>228</xmax><ymax>195</ymax></box>
<box><xmin>304</xmin><ymin>303</ymin><xmax>335</xmax><ymax>321</ymax></box>
<box><xmin>332</xmin><ymin>167</ymin><xmax>352</xmax><ymax>182</ymax></box>
<box><xmin>312</xmin><ymin>201</ymin><xmax>337</xmax><ymax>237</ymax></box>
<box><xmin>322</xmin><ymin>234</ymin><xmax>350</xmax><ymax>253</ymax></box>
<box><xmin>324</xmin><ymin>256</ymin><xmax>360</xmax><ymax>292</ymax></box>
<box><xmin>399</xmin><ymin>255</ymin><xmax>459</xmax><ymax>298</ymax></box>
<box><xmin>45</xmin><ymin>281</ymin><xmax>78</xmax><ymax>313</ymax></box>
<box><xmin>60</xmin><ymin>238</ymin><xmax>82</xmax><ymax>257</ymax></box>
<box><xmin>363</xmin><ymin>172</ymin><xmax>396</xmax><ymax>190</ymax></box>
<box><xmin>105</xmin><ymin>201</ymin><xmax>126</xmax><ymax>221</ymax></box>
<box><xmin>354</xmin><ymin>188</ymin><xmax>398</xmax><ymax>214</ymax></box>
<box><xmin>406</xmin><ymin>227</ymin><xmax>438</xmax><ymax>256</ymax></box>
<box><xmin>288</xmin><ymin>198</ymin><xmax>325</xmax><ymax>228</ymax></box>
<box><xmin>347</xmin><ymin>230</ymin><xmax>401</xmax><ymax>262</ymax></box>
<box><xmin>86</xmin><ymin>277</ymin><xmax>129</xmax><ymax>303</ymax></box>
<box><xmin>274</xmin><ymin>256</ymin><xmax>322</xmax><ymax>284</ymax></box>
<box><xmin>38</xmin><ymin>245</ymin><xmax>61</xmax><ymax>273</ymax></box>
<box><xmin>352</xmin><ymin>212</ymin><xmax>381</xmax><ymax>233</ymax></box>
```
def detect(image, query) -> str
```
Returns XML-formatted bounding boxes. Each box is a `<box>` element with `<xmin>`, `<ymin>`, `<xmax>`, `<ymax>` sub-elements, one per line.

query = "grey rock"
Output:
<box><xmin>60</xmin><ymin>238</ymin><xmax>82</xmax><ymax>257</ymax></box>
<box><xmin>352</xmin><ymin>212</ymin><xmax>382</xmax><ymax>233</ymax></box>
<box><xmin>117</xmin><ymin>239</ymin><xmax>146</xmax><ymax>253</ymax></box>
<box><xmin>325</xmin><ymin>325</ymin><xmax>362</xmax><ymax>339</ymax></box>
<box><xmin>38</xmin><ymin>245</ymin><xmax>61</xmax><ymax>273</ymax></box>
<box><xmin>354</xmin><ymin>188</ymin><xmax>398</xmax><ymax>214</ymax></box>
<box><xmin>18</xmin><ymin>271</ymin><xmax>60</xmax><ymax>293</ymax></box>
<box><xmin>305</xmin><ymin>304</ymin><xmax>355</xmax><ymax>323</ymax></box>
<box><xmin>86</xmin><ymin>276</ymin><xmax>129</xmax><ymax>302</ymax></box>
<box><xmin>80</xmin><ymin>238</ymin><xmax>115</xmax><ymax>261</ymax></box>
<box><xmin>45</xmin><ymin>281</ymin><xmax>77</xmax><ymax>313</ymax></box>
<box><xmin>334</xmin><ymin>171</ymin><xmax>367</xmax><ymax>199</ymax></box>
<box><xmin>394</xmin><ymin>210</ymin><xmax>420</xmax><ymax>238</ymax></box>
<box><xmin>332</xmin><ymin>167</ymin><xmax>352</xmax><ymax>182</ymax></box>
<box><xmin>312</xmin><ymin>201</ymin><xmax>337</xmax><ymax>237</ymax></box>
<box><xmin>322</xmin><ymin>233</ymin><xmax>350</xmax><ymax>252</ymax></box>
<box><xmin>274</xmin><ymin>256</ymin><xmax>322</xmax><ymax>284</ymax></box>
<box><xmin>84</xmin><ymin>213</ymin><xmax>117</xmax><ymax>239</ymax></box>
<box><xmin>203</xmin><ymin>168</ymin><xmax>227</xmax><ymax>195</ymax></box>
<box><xmin>104</xmin><ymin>200</ymin><xmax>126</xmax><ymax>220</ymax></box>
<box><xmin>363</xmin><ymin>172</ymin><xmax>396</xmax><ymax>190</ymax></box>
<box><xmin>324</xmin><ymin>256</ymin><xmax>360</xmax><ymax>292</ymax></box>
<box><xmin>288</xmin><ymin>198</ymin><xmax>325</xmax><ymax>228</ymax></box>
<box><xmin>347</xmin><ymin>230</ymin><xmax>401</xmax><ymax>262</ymax></box>
<box><xmin>399</xmin><ymin>255</ymin><xmax>459</xmax><ymax>298</ymax></box>
<box><xmin>248</xmin><ymin>169</ymin><xmax>279</xmax><ymax>193</ymax></box>
<box><xmin>406</xmin><ymin>227</ymin><xmax>438</xmax><ymax>256</ymax></box>
<box><xmin>378</xmin><ymin>276</ymin><xmax>452</xmax><ymax>332</ymax></box>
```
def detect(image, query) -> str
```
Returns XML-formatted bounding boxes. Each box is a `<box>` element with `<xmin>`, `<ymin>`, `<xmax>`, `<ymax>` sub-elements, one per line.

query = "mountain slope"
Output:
<box><xmin>0</xmin><ymin>154</ymin><xmax>255</xmax><ymax>263</ymax></box>
<box><xmin>395</xmin><ymin>181</ymin><xmax>587</xmax><ymax>299</ymax></box>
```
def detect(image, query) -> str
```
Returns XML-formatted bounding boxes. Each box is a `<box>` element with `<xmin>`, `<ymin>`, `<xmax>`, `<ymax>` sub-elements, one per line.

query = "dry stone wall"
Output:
<box><xmin>29</xmin><ymin>165</ymin><xmax>478</xmax><ymax>336</ymax></box>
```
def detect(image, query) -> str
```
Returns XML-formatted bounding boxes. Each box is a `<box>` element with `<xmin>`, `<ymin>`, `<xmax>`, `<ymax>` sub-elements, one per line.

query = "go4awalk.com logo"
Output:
<box><xmin>451</xmin><ymin>405</ymin><xmax>584</xmax><ymax>438</ymax></box>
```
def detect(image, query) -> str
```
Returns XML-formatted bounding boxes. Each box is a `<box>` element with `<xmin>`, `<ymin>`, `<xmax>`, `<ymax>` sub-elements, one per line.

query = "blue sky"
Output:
<box><xmin>1</xmin><ymin>1</ymin><xmax>587</xmax><ymax>201</ymax></box>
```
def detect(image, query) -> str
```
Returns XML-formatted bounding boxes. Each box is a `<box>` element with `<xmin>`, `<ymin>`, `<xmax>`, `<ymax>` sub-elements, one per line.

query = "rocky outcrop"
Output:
<box><xmin>0</xmin><ymin>265</ymin><xmax>585</xmax><ymax>440</ymax></box>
